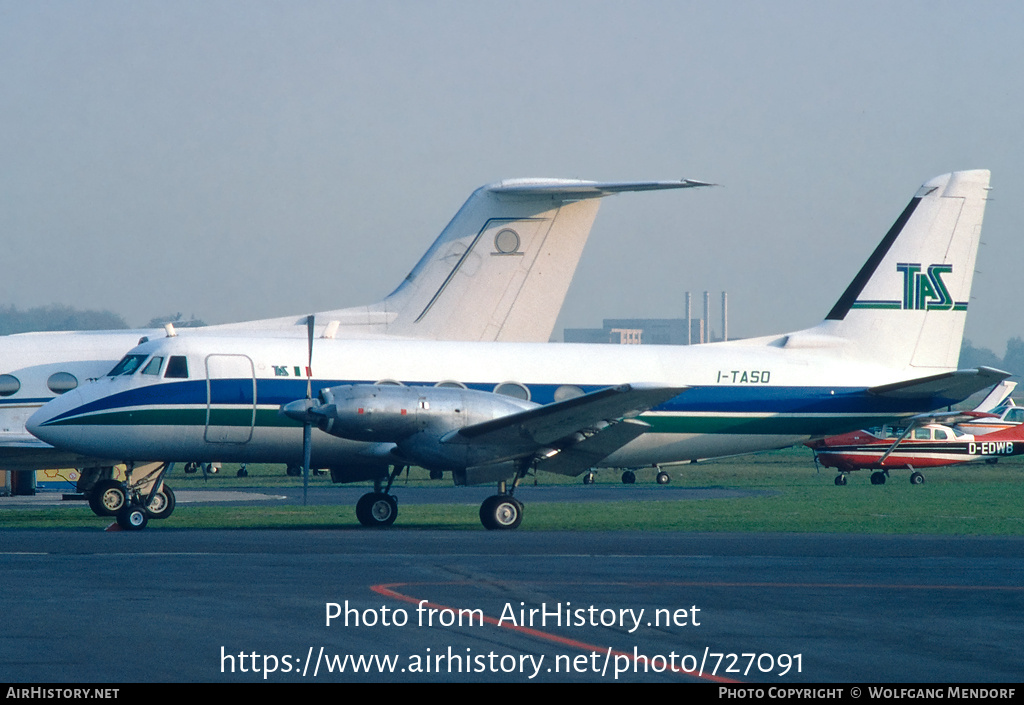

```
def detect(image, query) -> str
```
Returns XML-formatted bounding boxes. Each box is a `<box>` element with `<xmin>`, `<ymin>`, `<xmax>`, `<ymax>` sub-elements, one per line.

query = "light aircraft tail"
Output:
<box><xmin>777</xmin><ymin>170</ymin><xmax>991</xmax><ymax>373</ymax></box>
<box><xmin>216</xmin><ymin>179</ymin><xmax>709</xmax><ymax>342</ymax></box>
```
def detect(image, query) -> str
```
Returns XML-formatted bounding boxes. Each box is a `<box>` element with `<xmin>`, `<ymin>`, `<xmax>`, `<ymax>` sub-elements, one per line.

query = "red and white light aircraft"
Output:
<box><xmin>807</xmin><ymin>381</ymin><xmax>1022</xmax><ymax>485</ymax></box>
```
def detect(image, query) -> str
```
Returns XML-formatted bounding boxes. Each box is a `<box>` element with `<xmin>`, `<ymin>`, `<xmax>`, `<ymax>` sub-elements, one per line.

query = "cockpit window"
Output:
<box><xmin>141</xmin><ymin>356</ymin><xmax>164</xmax><ymax>376</ymax></box>
<box><xmin>164</xmin><ymin>356</ymin><xmax>189</xmax><ymax>379</ymax></box>
<box><xmin>107</xmin><ymin>354</ymin><xmax>148</xmax><ymax>377</ymax></box>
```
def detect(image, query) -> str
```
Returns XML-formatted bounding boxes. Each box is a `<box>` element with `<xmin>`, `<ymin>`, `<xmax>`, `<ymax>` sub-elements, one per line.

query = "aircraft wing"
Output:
<box><xmin>867</xmin><ymin>367</ymin><xmax>1011</xmax><ymax>401</ymax></box>
<box><xmin>451</xmin><ymin>384</ymin><xmax>686</xmax><ymax>448</ymax></box>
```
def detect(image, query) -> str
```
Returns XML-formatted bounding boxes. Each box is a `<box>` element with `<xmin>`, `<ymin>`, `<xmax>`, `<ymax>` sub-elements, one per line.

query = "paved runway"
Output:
<box><xmin>1</xmin><ymin>529</ymin><xmax>1021</xmax><ymax>683</ymax></box>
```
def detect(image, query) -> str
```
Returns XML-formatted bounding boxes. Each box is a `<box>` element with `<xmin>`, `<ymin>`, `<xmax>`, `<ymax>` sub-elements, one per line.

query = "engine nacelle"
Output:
<box><xmin>315</xmin><ymin>384</ymin><xmax>537</xmax><ymax>445</ymax></box>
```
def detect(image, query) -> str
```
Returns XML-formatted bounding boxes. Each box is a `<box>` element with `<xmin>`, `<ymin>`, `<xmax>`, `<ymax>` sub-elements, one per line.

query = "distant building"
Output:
<box><xmin>564</xmin><ymin>318</ymin><xmax>716</xmax><ymax>345</ymax></box>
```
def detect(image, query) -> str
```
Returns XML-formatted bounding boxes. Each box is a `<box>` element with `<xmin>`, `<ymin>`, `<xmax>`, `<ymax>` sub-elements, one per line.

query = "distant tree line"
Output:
<box><xmin>0</xmin><ymin>305</ymin><xmax>128</xmax><ymax>335</ymax></box>
<box><xmin>0</xmin><ymin>306</ymin><xmax>206</xmax><ymax>335</ymax></box>
<box><xmin>960</xmin><ymin>338</ymin><xmax>1024</xmax><ymax>381</ymax></box>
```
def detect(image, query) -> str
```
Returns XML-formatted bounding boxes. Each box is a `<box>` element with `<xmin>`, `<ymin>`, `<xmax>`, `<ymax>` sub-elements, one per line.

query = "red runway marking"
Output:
<box><xmin>371</xmin><ymin>581</ymin><xmax>738</xmax><ymax>682</ymax></box>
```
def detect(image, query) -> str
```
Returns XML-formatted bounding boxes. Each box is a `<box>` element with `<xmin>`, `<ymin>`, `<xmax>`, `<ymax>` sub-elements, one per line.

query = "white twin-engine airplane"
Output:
<box><xmin>29</xmin><ymin>170</ymin><xmax>1004</xmax><ymax>531</ymax></box>
<box><xmin>1</xmin><ymin>178</ymin><xmax>706</xmax><ymax>480</ymax></box>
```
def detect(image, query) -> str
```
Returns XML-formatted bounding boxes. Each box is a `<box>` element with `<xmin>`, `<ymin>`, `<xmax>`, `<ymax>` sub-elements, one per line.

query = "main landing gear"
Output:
<box><xmin>87</xmin><ymin>462</ymin><xmax>177</xmax><ymax>530</ymax></box>
<box><xmin>354</xmin><ymin>465</ymin><xmax>404</xmax><ymax>528</ymax></box>
<box><xmin>834</xmin><ymin>467</ymin><xmax>926</xmax><ymax>486</ymax></box>
<box><xmin>479</xmin><ymin>461</ymin><xmax>530</xmax><ymax>530</ymax></box>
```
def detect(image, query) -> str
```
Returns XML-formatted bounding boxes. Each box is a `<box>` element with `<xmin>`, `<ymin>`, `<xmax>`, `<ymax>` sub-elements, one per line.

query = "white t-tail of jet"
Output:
<box><xmin>29</xmin><ymin>170</ymin><xmax>1005</xmax><ymax>530</ymax></box>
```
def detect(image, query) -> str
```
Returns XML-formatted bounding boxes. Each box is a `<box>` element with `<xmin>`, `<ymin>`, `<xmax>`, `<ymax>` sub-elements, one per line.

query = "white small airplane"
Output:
<box><xmin>29</xmin><ymin>170</ymin><xmax>1004</xmax><ymax>531</ymax></box>
<box><xmin>2</xmin><ymin>178</ymin><xmax>706</xmax><ymax>484</ymax></box>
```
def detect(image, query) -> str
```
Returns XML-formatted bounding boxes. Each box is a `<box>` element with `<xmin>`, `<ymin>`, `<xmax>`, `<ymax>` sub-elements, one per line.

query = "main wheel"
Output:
<box><xmin>583</xmin><ymin>472</ymin><xmax>595</xmax><ymax>485</ymax></box>
<box><xmin>146</xmin><ymin>485</ymin><xmax>176</xmax><ymax>520</ymax></box>
<box><xmin>621</xmin><ymin>470</ymin><xmax>636</xmax><ymax>484</ymax></box>
<box><xmin>656</xmin><ymin>471</ymin><xmax>671</xmax><ymax>485</ymax></box>
<box><xmin>116</xmin><ymin>504</ymin><xmax>149</xmax><ymax>530</ymax></box>
<box><xmin>909</xmin><ymin>472</ymin><xmax>925</xmax><ymax>485</ymax></box>
<box><xmin>355</xmin><ymin>492</ymin><xmax>398</xmax><ymax>527</ymax></box>
<box><xmin>870</xmin><ymin>471</ymin><xmax>886</xmax><ymax>485</ymax></box>
<box><xmin>89</xmin><ymin>479</ymin><xmax>127</xmax><ymax>517</ymax></box>
<box><xmin>479</xmin><ymin>495</ymin><xmax>523</xmax><ymax>530</ymax></box>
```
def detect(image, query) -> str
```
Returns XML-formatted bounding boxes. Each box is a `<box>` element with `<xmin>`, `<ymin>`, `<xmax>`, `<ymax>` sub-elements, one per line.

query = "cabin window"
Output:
<box><xmin>164</xmin><ymin>356</ymin><xmax>189</xmax><ymax>379</ymax></box>
<box><xmin>913</xmin><ymin>428</ymin><xmax>931</xmax><ymax>440</ymax></box>
<box><xmin>933</xmin><ymin>429</ymin><xmax>948</xmax><ymax>440</ymax></box>
<box><xmin>1006</xmin><ymin>409</ymin><xmax>1024</xmax><ymax>423</ymax></box>
<box><xmin>108</xmin><ymin>354</ymin><xmax>147</xmax><ymax>376</ymax></box>
<box><xmin>494</xmin><ymin>382</ymin><xmax>530</xmax><ymax>401</ymax></box>
<box><xmin>0</xmin><ymin>374</ymin><xmax>20</xmax><ymax>397</ymax></box>
<box><xmin>46</xmin><ymin>372</ymin><xmax>79</xmax><ymax>394</ymax></box>
<box><xmin>141</xmin><ymin>356</ymin><xmax>164</xmax><ymax>376</ymax></box>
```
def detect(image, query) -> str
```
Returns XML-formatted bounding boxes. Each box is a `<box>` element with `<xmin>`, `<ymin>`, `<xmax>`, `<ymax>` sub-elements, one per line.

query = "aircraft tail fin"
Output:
<box><xmin>364</xmin><ymin>179</ymin><xmax>710</xmax><ymax>341</ymax></box>
<box><xmin>214</xmin><ymin>179</ymin><xmax>709</xmax><ymax>342</ymax></box>
<box><xmin>786</xmin><ymin>170</ymin><xmax>991</xmax><ymax>372</ymax></box>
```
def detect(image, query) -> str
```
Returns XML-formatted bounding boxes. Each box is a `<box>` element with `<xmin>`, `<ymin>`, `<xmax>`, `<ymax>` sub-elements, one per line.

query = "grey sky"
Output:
<box><xmin>1</xmin><ymin>1</ymin><xmax>1021</xmax><ymax>351</ymax></box>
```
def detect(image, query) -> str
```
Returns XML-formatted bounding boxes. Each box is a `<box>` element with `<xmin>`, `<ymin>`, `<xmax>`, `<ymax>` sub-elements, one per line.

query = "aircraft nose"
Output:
<box><xmin>27</xmin><ymin>389</ymin><xmax>84</xmax><ymax>448</ymax></box>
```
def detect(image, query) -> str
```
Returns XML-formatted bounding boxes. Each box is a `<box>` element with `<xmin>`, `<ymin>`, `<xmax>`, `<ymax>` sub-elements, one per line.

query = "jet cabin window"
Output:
<box><xmin>164</xmin><ymin>356</ymin><xmax>189</xmax><ymax>379</ymax></box>
<box><xmin>107</xmin><ymin>354</ymin><xmax>148</xmax><ymax>377</ymax></box>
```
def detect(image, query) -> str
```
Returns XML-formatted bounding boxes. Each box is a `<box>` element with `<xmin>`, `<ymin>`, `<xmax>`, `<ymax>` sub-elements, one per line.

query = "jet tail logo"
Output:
<box><xmin>852</xmin><ymin>263</ymin><xmax>967</xmax><ymax>312</ymax></box>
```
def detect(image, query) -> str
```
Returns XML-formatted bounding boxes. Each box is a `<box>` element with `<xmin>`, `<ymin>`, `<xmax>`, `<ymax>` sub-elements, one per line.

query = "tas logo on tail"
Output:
<box><xmin>853</xmin><ymin>263</ymin><xmax>965</xmax><ymax>312</ymax></box>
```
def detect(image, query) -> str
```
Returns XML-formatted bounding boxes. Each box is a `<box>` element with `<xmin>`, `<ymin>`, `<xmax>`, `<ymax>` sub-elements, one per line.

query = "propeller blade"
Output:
<box><xmin>303</xmin><ymin>314</ymin><xmax>315</xmax><ymax>505</ymax></box>
<box><xmin>302</xmin><ymin>421</ymin><xmax>312</xmax><ymax>506</ymax></box>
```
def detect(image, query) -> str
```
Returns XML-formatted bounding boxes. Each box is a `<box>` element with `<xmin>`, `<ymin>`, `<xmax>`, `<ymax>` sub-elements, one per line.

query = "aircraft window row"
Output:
<box><xmin>46</xmin><ymin>372</ymin><xmax>78</xmax><ymax>394</ymax></box>
<box><xmin>374</xmin><ymin>380</ymin><xmax>577</xmax><ymax>402</ymax></box>
<box><xmin>107</xmin><ymin>354</ymin><xmax>189</xmax><ymax>379</ymax></box>
<box><xmin>0</xmin><ymin>374</ymin><xmax>20</xmax><ymax>397</ymax></box>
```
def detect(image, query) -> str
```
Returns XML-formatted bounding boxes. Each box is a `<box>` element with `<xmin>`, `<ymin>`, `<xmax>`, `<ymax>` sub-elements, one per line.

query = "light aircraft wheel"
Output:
<box><xmin>656</xmin><ymin>471</ymin><xmax>671</xmax><ymax>485</ymax></box>
<box><xmin>184</xmin><ymin>462</ymin><xmax>199</xmax><ymax>474</ymax></box>
<box><xmin>146</xmin><ymin>485</ymin><xmax>176</xmax><ymax>520</ymax></box>
<box><xmin>480</xmin><ymin>495</ymin><xmax>523</xmax><ymax>530</ymax></box>
<box><xmin>834</xmin><ymin>474</ymin><xmax>847</xmax><ymax>486</ymax></box>
<box><xmin>89</xmin><ymin>479</ymin><xmax>127</xmax><ymax>517</ymax></box>
<box><xmin>286</xmin><ymin>465</ymin><xmax>301</xmax><ymax>477</ymax></box>
<box><xmin>909</xmin><ymin>472</ymin><xmax>925</xmax><ymax>485</ymax></box>
<box><xmin>870</xmin><ymin>471</ymin><xmax>886</xmax><ymax>485</ymax></box>
<box><xmin>621</xmin><ymin>470</ymin><xmax>636</xmax><ymax>484</ymax></box>
<box><xmin>116</xmin><ymin>504</ymin><xmax>149</xmax><ymax>531</ymax></box>
<box><xmin>583</xmin><ymin>472</ymin><xmax>595</xmax><ymax>485</ymax></box>
<box><xmin>356</xmin><ymin>492</ymin><xmax>398</xmax><ymax>527</ymax></box>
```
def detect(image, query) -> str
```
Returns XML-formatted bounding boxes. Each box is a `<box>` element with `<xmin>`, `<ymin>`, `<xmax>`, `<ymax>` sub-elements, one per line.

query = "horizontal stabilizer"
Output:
<box><xmin>453</xmin><ymin>383</ymin><xmax>686</xmax><ymax>447</ymax></box>
<box><xmin>868</xmin><ymin>366</ymin><xmax>1010</xmax><ymax>401</ymax></box>
<box><xmin>537</xmin><ymin>419</ymin><xmax>651</xmax><ymax>477</ymax></box>
<box><xmin>488</xmin><ymin>179</ymin><xmax>714</xmax><ymax>197</ymax></box>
